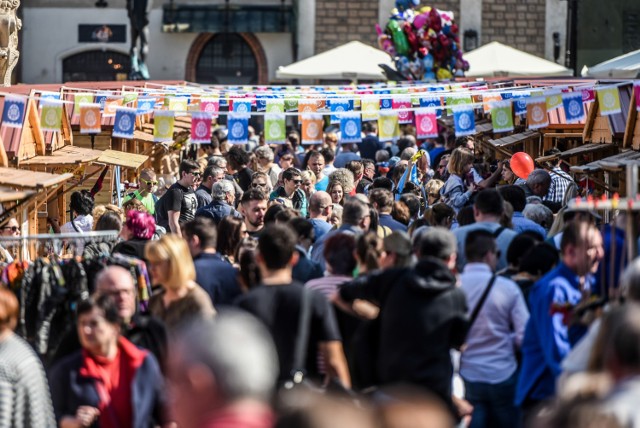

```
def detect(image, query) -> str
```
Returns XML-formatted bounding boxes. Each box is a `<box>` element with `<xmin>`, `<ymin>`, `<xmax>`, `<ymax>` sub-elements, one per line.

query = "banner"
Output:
<box><xmin>112</xmin><ymin>107</ymin><xmax>137</xmax><ymax>139</ymax></box>
<box><xmin>74</xmin><ymin>93</ymin><xmax>94</xmax><ymax>114</ymax></box>
<box><xmin>104</xmin><ymin>96</ymin><xmax>124</xmax><ymax>117</ymax></box>
<box><xmin>200</xmin><ymin>98</ymin><xmax>219</xmax><ymax>118</ymax></box>
<box><xmin>597</xmin><ymin>86</ymin><xmax>622</xmax><ymax>116</ymax></box>
<box><xmin>361</xmin><ymin>96</ymin><xmax>380</xmax><ymax>121</ymax></box>
<box><xmin>40</xmin><ymin>91</ymin><xmax>61</xmax><ymax>101</ymax></box>
<box><xmin>123</xmin><ymin>92</ymin><xmax>139</xmax><ymax>105</ymax></box>
<box><xmin>452</xmin><ymin>105</ymin><xmax>476</xmax><ymax>137</ymax></box>
<box><xmin>330</xmin><ymin>99</ymin><xmax>352</xmax><ymax>124</ymax></box>
<box><xmin>298</xmin><ymin>99</ymin><xmax>318</xmax><ymax>121</ymax></box>
<box><xmin>377</xmin><ymin>90</ymin><xmax>392</xmax><ymax>109</ymax></box>
<box><xmin>190</xmin><ymin>111</ymin><xmax>212</xmax><ymax>144</ymax></box>
<box><xmin>95</xmin><ymin>93</ymin><xmax>109</xmax><ymax>111</ymax></box>
<box><xmin>582</xmin><ymin>88</ymin><xmax>596</xmax><ymax>103</ymax></box>
<box><xmin>562</xmin><ymin>92</ymin><xmax>585</xmax><ymax>123</ymax></box>
<box><xmin>232</xmin><ymin>100</ymin><xmax>252</xmax><ymax>114</ymax></box>
<box><xmin>264</xmin><ymin>113</ymin><xmax>286</xmax><ymax>144</ymax></box>
<box><xmin>511</xmin><ymin>92</ymin><xmax>529</xmax><ymax>116</ymax></box>
<box><xmin>490</xmin><ymin>100</ymin><xmax>514</xmax><ymax>133</ymax></box>
<box><xmin>393</xmin><ymin>96</ymin><xmax>413</xmax><ymax>124</ymax></box>
<box><xmin>79</xmin><ymin>103</ymin><xmax>101</xmax><ymax>134</ymax></box>
<box><xmin>1</xmin><ymin>95</ymin><xmax>26</xmax><ymax>129</ymax></box>
<box><xmin>415</xmin><ymin>108</ymin><xmax>438</xmax><ymax>139</ymax></box>
<box><xmin>446</xmin><ymin>95</ymin><xmax>472</xmax><ymax>115</ymax></box>
<box><xmin>137</xmin><ymin>97</ymin><xmax>156</xmax><ymax>115</ymax></box>
<box><xmin>154</xmin><ymin>110</ymin><xmax>175</xmax><ymax>143</ymax></box>
<box><xmin>545</xmin><ymin>90</ymin><xmax>563</xmax><ymax>111</ymax></box>
<box><xmin>635</xmin><ymin>83</ymin><xmax>640</xmax><ymax>112</ymax></box>
<box><xmin>482</xmin><ymin>93</ymin><xmax>503</xmax><ymax>113</ymax></box>
<box><xmin>284</xmin><ymin>98</ymin><xmax>299</xmax><ymax>112</ymax></box>
<box><xmin>378</xmin><ymin>110</ymin><xmax>399</xmax><ymax>142</ymax></box>
<box><xmin>301</xmin><ymin>113</ymin><xmax>324</xmax><ymax>145</ymax></box>
<box><xmin>340</xmin><ymin>112</ymin><xmax>362</xmax><ymax>144</ymax></box>
<box><xmin>419</xmin><ymin>96</ymin><xmax>442</xmax><ymax>118</ymax></box>
<box><xmin>526</xmin><ymin>97</ymin><xmax>549</xmax><ymax>130</ymax></box>
<box><xmin>40</xmin><ymin>99</ymin><xmax>63</xmax><ymax>132</ymax></box>
<box><xmin>168</xmin><ymin>96</ymin><xmax>188</xmax><ymax>115</ymax></box>
<box><xmin>266</xmin><ymin>98</ymin><xmax>285</xmax><ymax>113</ymax></box>
<box><xmin>227</xmin><ymin>113</ymin><xmax>249</xmax><ymax>144</ymax></box>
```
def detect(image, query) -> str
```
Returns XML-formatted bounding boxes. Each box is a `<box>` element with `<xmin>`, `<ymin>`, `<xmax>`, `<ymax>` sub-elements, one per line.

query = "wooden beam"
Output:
<box><xmin>27</xmin><ymin>94</ymin><xmax>46</xmax><ymax>156</ymax></box>
<box><xmin>623</xmin><ymin>93</ymin><xmax>637</xmax><ymax>149</ymax></box>
<box><xmin>583</xmin><ymin>98</ymin><xmax>598</xmax><ymax>142</ymax></box>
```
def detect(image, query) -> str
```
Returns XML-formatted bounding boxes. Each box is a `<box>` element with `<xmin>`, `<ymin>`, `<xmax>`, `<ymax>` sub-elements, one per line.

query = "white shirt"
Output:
<box><xmin>459</xmin><ymin>263</ymin><xmax>530</xmax><ymax>383</ymax></box>
<box><xmin>60</xmin><ymin>214</ymin><xmax>93</xmax><ymax>234</ymax></box>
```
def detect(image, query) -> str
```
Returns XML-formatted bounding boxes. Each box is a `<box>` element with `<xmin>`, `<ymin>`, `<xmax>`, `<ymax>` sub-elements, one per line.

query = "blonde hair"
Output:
<box><xmin>92</xmin><ymin>204</ymin><xmax>124</xmax><ymax>228</ymax></box>
<box><xmin>145</xmin><ymin>235</ymin><xmax>196</xmax><ymax>290</ymax></box>
<box><xmin>425</xmin><ymin>179</ymin><xmax>445</xmax><ymax>197</ymax></box>
<box><xmin>301</xmin><ymin>169</ymin><xmax>316</xmax><ymax>184</ymax></box>
<box><xmin>447</xmin><ymin>148</ymin><xmax>474</xmax><ymax>176</ymax></box>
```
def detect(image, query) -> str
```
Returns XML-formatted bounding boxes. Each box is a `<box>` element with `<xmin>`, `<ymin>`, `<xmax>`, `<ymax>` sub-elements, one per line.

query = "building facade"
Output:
<box><xmin>21</xmin><ymin>0</ymin><xmax>568</xmax><ymax>85</ymax></box>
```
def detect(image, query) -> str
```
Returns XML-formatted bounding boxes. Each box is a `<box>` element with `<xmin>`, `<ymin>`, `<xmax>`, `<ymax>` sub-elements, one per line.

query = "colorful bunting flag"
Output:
<box><xmin>582</xmin><ymin>88</ymin><xmax>596</xmax><ymax>103</ymax></box>
<box><xmin>40</xmin><ymin>99</ymin><xmax>63</xmax><ymax>132</ymax></box>
<box><xmin>137</xmin><ymin>97</ymin><xmax>156</xmax><ymax>115</ymax></box>
<box><xmin>153</xmin><ymin>110</ymin><xmax>175</xmax><ymax>143</ymax></box>
<box><xmin>361</xmin><ymin>96</ymin><xmax>380</xmax><ymax>122</ymax></box>
<box><xmin>597</xmin><ymin>86</ymin><xmax>622</xmax><ymax>116</ymax></box>
<box><xmin>419</xmin><ymin>96</ymin><xmax>442</xmax><ymax>118</ymax></box>
<box><xmin>112</xmin><ymin>107</ymin><xmax>136</xmax><ymax>139</ymax></box>
<box><xmin>491</xmin><ymin>100</ymin><xmax>514</xmax><ymax>133</ymax></box>
<box><xmin>415</xmin><ymin>108</ymin><xmax>438</xmax><ymax>139</ymax></box>
<box><xmin>562</xmin><ymin>93</ymin><xmax>585</xmax><ymax>123</ymax></box>
<box><xmin>190</xmin><ymin>111</ymin><xmax>212</xmax><ymax>144</ymax></box>
<box><xmin>526</xmin><ymin>97</ymin><xmax>549</xmax><ymax>130</ymax></box>
<box><xmin>79</xmin><ymin>103</ymin><xmax>101</xmax><ymax>134</ymax></box>
<box><xmin>232</xmin><ymin>100</ymin><xmax>252</xmax><ymax>114</ymax></box>
<box><xmin>200</xmin><ymin>98</ymin><xmax>219</xmax><ymax>118</ymax></box>
<box><xmin>40</xmin><ymin>91</ymin><xmax>61</xmax><ymax>101</ymax></box>
<box><xmin>512</xmin><ymin>92</ymin><xmax>530</xmax><ymax>116</ymax></box>
<box><xmin>545</xmin><ymin>91</ymin><xmax>563</xmax><ymax>111</ymax></box>
<box><xmin>482</xmin><ymin>93</ymin><xmax>503</xmax><ymax>113</ymax></box>
<box><xmin>264</xmin><ymin>113</ymin><xmax>286</xmax><ymax>144</ymax></box>
<box><xmin>95</xmin><ymin>93</ymin><xmax>109</xmax><ymax>111</ymax></box>
<box><xmin>1</xmin><ymin>95</ymin><xmax>25</xmax><ymax>129</ymax></box>
<box><xmin>340</xmin><ymin>112</ymin><xmax>362</xmax><ymax>144</ymax></box>
<box><xmin>104</xmin><ymin>96</ymin><xmax>124</xmax><ymax>117</ymax></box>
<box><xmin>378</xmin><ymin>91</ymin><xmax>392</xmax><ymax>110</ymax></box>
<box><xmin>266</xmin><ymin>99</ymin><xmax>285</xmax><ymax>113</ymax></box>
<box><xmin>452</xmin><ymin>106</ymin><xmax>476</xmax><ymax>137</ymax></box>
<box><xmin>298</xmin><ymin>99</ymin><xmax>318</xmax><ymax>121</ymax></box>
<box><xmin>227</xmin><ymin>113</ymin><xmax>249</xmax><ymax>144</ymax></box>
<box><xmin>74</xmin><ymin>93</ymin><xmax>94</xmax><ymax>114</ymax></box>
<box><xmin>301</xmin><ymin>114</ymin><xmax>324</xmax><ymax>145</ymax></box>
<box><xmin>393</xmin><ymin>97</ymin><xmax>413</xmax><ymax>124</ymax></box>
<box><xmin>284</xmin><ymin>98</ymin><xmax>299</xmax><ymax>112</ymax></box>
<box><xmin>123</xmin><ymin>92</ymin><xmax>139</xmax><ymax>105</ymax></box>
<box><xmin>330</xmin><ymin>99</ymin><xmax>352</xmax><ymax>124</ymax></box>
<box><xmin>169</xmin><ymin>96</ymin><xmax>188</xmax><ymax>115</ymax></box>
<box><xmin>378</xmin><ymin>111</ymin><xmax>399</xmax><ymax>143</ymax></box>
<box><xmin>446</xmin><ymin>95</ymin><xmax>472</xmax><ymax>116</ymax></box>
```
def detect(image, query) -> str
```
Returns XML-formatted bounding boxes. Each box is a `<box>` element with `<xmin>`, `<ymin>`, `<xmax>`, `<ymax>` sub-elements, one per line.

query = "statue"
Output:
<box><xmin>126</xmin><ymin>0</ymin><xmax>152</xmax><ymax>80</ymax></box>
<box><xmin>0</xmin><ymin>0</ymin><xmax>20</xmax><ymax>86</ymax></box>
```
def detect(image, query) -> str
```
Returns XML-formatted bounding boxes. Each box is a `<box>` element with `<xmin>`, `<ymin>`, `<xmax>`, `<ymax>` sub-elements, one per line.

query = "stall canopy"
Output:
<box><xmin>581</xmin><ymin>49</ymin><xmax>640</xmax><ymax>79</ymax></box>
<box><xmin>465</xmin><ymin>41</ymin><xmax>572</xmax><ymax>77</ymax></box>
<box><xmin>276</xmin><ymin>41</ymin><xmax>394</xmax><ymax>81</ymax></box>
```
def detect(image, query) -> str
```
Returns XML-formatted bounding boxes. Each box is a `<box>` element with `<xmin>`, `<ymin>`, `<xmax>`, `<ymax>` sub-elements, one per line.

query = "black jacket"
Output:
<box><xmin>340</xmin><ymin>257</ymin><xmax>469</xmax><ymax>407</ymax></box>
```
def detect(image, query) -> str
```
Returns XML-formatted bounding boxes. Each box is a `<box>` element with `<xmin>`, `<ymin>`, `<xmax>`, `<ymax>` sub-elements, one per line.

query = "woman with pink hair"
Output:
<box><xmin>112</xmin><ymin>210</ymin><xmax>156</xmax><ymax>262</ymax></box>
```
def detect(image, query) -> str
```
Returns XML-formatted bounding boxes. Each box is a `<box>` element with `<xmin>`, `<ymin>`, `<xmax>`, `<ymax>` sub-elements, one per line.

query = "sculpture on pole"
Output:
<box><xmin>127</xmin><ymin>0</ymin><xmax>152</xmax><ymax>80</ymax></box>
<box><xmin>0</xmin><ymin>0</ymin><xmax>21</xmax><ymax>86</ymax></box>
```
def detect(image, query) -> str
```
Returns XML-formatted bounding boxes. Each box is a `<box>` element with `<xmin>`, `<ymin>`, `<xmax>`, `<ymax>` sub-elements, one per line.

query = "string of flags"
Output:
<box><xmin>0</xmin><ymin>81</ymin><xmax>632</xmax><ymax>145</ymax></box>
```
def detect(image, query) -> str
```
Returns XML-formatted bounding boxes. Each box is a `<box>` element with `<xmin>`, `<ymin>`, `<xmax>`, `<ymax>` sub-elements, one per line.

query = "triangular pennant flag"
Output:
<box><xmin>378</xmin><ymin>111</ymin><xmax>399</xmax><ymax>142</ymax></box>
<box><xmin>40</xmin><ymin>99</ymin><xmax>63</xmax><ymax>132</ymax></box>
<box><xmin>526</xmin><ymin>97</ymin><xmax>549</xmax><ymax>130</ymax></box>
<box><xmin>330</xmin><ymin>99</ymin><xmax>352</xmax><ymax>124</ymax></box>
<box><xmin>301</xmin><ymin>113</ymin><xmax>324</xmax><ymax>145</ymax></box>
<box><xmin>200</xmin><ymin>98</ymin><xmax>219</xmax><ymax>118</ymax></box>
<box><xmin>482</xmin><ymin>93</ymin><xmax>503</xmax><ymax>113</ymax></box>
<box><xmin>419</xmin><ymin>96</ymin><xmax>442</xmax><ymax>118</ymax></box>
<box><xmin>79</xmin><ymin>103</ymin><xmax>101</xmax><ymax>134</ymax></box>
<box><xmin>264</xmin><ymin>113</ymin><xmax>286</xmax><ymax>144</ymax></box>
<box><xmin>232</xmin><ymin>100</ymin><xmax>252</xmax><ymax>114</ymax></box>
<box><xmin>453</xmin><ymin>106</ymin><xmax>476</xmax><ymax>137</ymax></box>
<box><xmin>415</xmin><ymin>108</ymin><xmax>438</xmax><ymax>139</ymax></box>
<box><xmin>74</xmin><ymin>93</ymin><xmax>94</xmax><ymax>114</ymax></box>
<box><xmin>1</xmin><ymin>95</ymin><xmax>26</xmax><ymax>129</ymax></box>
<box><xmin>635</xmin><ymin>83</ymin><xmax>640</xmax><ymax>112</ymax></box>
<box><xmin>112</xmin><ymin>107</ymin><xmax>136</xmax><ymax>139</ymax></box>
<box><xmin>104</xmin><ymin>96</ymin><xmax>124</xmax><ymax>117</ymax></box>
<box><xmin>597</xmin><ymin>86</ymin><xmax>622</xmax><ymax>116</ymax></box>
<box><xmin>227</xmin><ymin>113</ymin><xmax>249</xmax><ymax>144</ymax></box>
<box><xmin>491</xmin><ymin>100</ymin><xmax>514</xmax><ymax>133</ymax></box>
<box><xmin>154</xmin><ymin>110</ymin><xmax>175</xmax><ymax>143</ymax></box>
<box><xmin>340</xmin><ymin>112</ymin><xmax>362</xmax><ymax>144</ymax></box>
<box><xmin>545</xmin><ymin>90</ymin><xmax>563</xmax><ymax>111</ymax></box>
<box><xmin>562</xmin><ymin>93</ymin><xmax>585</xmax><ymax>123</ymax></box>
<box><xmin>190</xmin><ymin>111</ymin><xmax>212</xmax><ymax>144</ymax></box>
<box><xmin>266</xmin><ymin>98</ymin><xmax>285</xmax><ymax>113</ymax></box>
<box><xmin>582</xmin><ymin>88</ymin><xmax>596</xmax><ymax>103</ymax></box>
<box><xmin>361</xmin><ymin>96</ymin><xmax>380</xmax><ymax>121</ymax></box>
<box><xmin>137</xmin><ymin>97</ymin><xmax>156</xmax><ymax>115</ymax></box>
<box><xmin>393</xmin><ymin>96</ymin><xmax>414</xmax><ymax>124</ymax></box>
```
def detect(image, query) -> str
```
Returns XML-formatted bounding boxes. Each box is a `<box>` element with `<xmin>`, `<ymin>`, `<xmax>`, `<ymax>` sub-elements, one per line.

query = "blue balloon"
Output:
<box><xmin>421</xmin><ymin>53</ymin><xmax>434</xmax><ymax>71</ymax></box>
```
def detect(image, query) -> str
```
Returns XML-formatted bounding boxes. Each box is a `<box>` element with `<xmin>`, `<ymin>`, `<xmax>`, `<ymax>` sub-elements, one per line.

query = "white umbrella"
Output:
<box><xmin>464</xmin><ymin>41</ymin><xmax>572</xmax><ymax>77</ymax></box>
<box><xmin>276</xmin><ymin>41</ymin><xmax>394</xmax><ymax>81</ymax></box>
<box><xmin>581</xmin><ymin>49</ymin><xmax>640</xmax><ymax>78</ymax></box>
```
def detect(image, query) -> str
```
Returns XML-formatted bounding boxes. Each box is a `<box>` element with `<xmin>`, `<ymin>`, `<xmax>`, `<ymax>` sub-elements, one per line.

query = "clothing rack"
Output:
<box><xmin>0</xmin><ymin>231</ymin><xmax>120</xmax><ymax>261</ymax></box>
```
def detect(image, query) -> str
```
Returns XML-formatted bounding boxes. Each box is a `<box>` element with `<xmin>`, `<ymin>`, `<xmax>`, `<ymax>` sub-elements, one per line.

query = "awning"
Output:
<box><xmin>0</xmin><ymin>190</ymin><xmax>35</xmax><ymax>202</ymax></box>
<box><xmin>570</xmin><ymin>150</ymin><xmax>640</xmax><ymax>174</ymax></box>
<box><xmin>97</xmin><ymin>150</ymin><xmax>149</xmax><ymax>169</ymax></box>
<box><xmin>0</xmin><ymin>167</ymin><xmax>73</xmax><ymax>189</ymax></box>
<box><xmin>20</xmin><ymin>145</ymin><xmax>102</xmax><ymax>166</ymax></box>
<box><xmin>487</xmin><ymin>130</ymin><xmax>540</xmax><ymax>149</ymax></box>
<box><xmin>581</xmin><ymin>49</ymin><xmax>640</xmax><ymax>79</ymax></box>
<box><xmin>535</xmin><ymin>143</ymin><xmax>614</xmax><ymax>163</ymax></box>
<box><xmin>465</xmin><ymin>42</ymin><xmax>572</xmax><ymax>77</ymax></box>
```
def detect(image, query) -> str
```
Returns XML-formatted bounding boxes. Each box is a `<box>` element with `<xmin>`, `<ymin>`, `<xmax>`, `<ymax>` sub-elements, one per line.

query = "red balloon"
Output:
<box><xmin>511</xmin><ymin>152</ymin><xmax>534</xmax><ymax>180</ymax></box>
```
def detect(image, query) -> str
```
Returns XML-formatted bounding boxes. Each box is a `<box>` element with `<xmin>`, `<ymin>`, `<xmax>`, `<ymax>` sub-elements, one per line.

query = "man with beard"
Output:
<box><xmin>240</xmin><ymin>188</ymin><xmax>268</xmax><ymax>238</ymax></box>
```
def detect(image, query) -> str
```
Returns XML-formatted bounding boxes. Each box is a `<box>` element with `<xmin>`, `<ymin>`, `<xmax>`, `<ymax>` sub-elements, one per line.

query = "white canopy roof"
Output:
<box><xmin>581</xmin><ymin>49</ymin><xmax>640</xmax><ymax>78</ymax></box>
<box><xmin>465</xmin><ymin>41</ymin><xmax>572</xmax><ymax>77</ymax></box>
<box><xmin>276</xmin><ymin>41</ymin><xmax>393</xmax><ymax>81</ymax></box>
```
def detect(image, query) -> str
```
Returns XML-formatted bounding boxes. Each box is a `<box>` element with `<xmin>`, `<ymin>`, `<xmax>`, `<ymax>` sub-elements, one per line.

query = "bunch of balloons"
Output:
<box><xmin>376</xmin><ymin>0</ymin><xmax>470</xmax><ymax>81</ymax></box>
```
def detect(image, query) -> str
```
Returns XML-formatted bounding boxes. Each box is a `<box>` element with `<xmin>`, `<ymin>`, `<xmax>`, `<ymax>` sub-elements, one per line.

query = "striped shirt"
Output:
<box><xmin>546</xmin><ymin>166</ymin><xmax>574</xmax><ymax>204</ymax></box>
<box><xmin>0</xmin><ymin>333</ymin><xmax>55</xmax><ymax>428</ymax></box>
<box><xmin>305</xmin><ymin>275</ymin><xmax>353</xmax><ymax>299</ymax></box>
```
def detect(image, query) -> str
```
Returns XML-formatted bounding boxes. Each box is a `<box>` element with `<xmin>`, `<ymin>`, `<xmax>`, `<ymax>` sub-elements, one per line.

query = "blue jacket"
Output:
<box><xmin>49</xmin><ymin>345</ymin><xmax>168</xmax><ymax>428</ymax></box>
<box><xmin>511</xmin><ymin>212</ymin><xmax>547</xmax><ymax>239</ymax></box>
<box><xmin>195</xmin><ymin>200</ymin><xmax>242</xmax><ymax>224</ymax></box>
<box><xmin>378</xmin><ymin>213</ymin><xmax>408</xmax><ymax>232</ymax></box>
<box><xmin>194</xmin><ymin>252</ymin><xmax>241</xmax><ymax>308</ymax></box>
<box><xmin>515</xmin><ymin>262</ymin><xmax>584</xmax><ymax>405</ymax></box>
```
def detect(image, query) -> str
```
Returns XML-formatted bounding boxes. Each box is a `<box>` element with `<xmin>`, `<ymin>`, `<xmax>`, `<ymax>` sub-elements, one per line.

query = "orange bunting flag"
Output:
<box><xmin>79</xmin><ymin>103</ymin><xmax>101</xmax><ymax>134</ymax></box>
<box><xmin>526</xmin><ymin>97</ymin><xmax>549</xmax><ymax>130</ymax></box>
<box><xmin>301</xmin><ymin>114</ymin><xmax>324</xmax><ymax>145</ymax></box>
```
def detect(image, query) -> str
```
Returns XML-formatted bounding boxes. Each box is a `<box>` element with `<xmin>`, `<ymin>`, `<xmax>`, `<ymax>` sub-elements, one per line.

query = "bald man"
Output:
<box><xmin>48</xmin><ymin>266</ymin><xmax>168</xmax><ymax>369</ymax></box>
<box><xmin>308</xmin><ymin>191</ymin><xmax>333</xmax><ymax>241</ymax></box>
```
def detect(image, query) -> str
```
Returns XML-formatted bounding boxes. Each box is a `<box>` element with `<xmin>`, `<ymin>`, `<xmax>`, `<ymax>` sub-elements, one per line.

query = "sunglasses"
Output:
<box><xmin>2</xmin><ymin>226</ymin><xmax>18</xmax><ymax>232</ymax></box>
<box><xmin>292</xmin><ymin>179</ymin><xmax>302</xmax><ymax>185</ymax></box>
<box><xmin>191</xmin><ymin>171</ymin><xmax>202</xmax><ymax>177</ymax></box>
<box><xmin>252</xmin><ymin>182</ymin><xmax>268</xmax><ymax>188</ymax></box>
<box><xmin>141</xmin><ymin>178</ymin><xmax>158</xmax><ymax>186</ymax></box>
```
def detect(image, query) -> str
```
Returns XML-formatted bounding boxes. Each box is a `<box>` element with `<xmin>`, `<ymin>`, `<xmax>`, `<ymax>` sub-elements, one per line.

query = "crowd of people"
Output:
<box><xmin>1</xmin><ymin>122</ymin><xmax>639</xmax><ymax>428</ymax></box>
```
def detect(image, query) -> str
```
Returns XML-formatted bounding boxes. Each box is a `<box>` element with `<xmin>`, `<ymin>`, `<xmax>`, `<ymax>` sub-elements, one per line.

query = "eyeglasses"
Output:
<box><xmin>141</xmin><ymin>178</ymin><xmax>158</xmax><ymax>186</ymax></box>
<box><xmin>292</xmin><ymin>179</ymin><xmax>302</xmax><ymax>185</ymax></box>
<box><xmin>2</xmin><ymin>226</ymin><xmax>18</xmax><ymax>232</ymax></box>
<box><xmin>191</xmin><ymin>171</ymin><xmax>202</xmax><ymax>177</ymax></box>
<box><xmin>252</xmin><ymin>182</ymin><xmax>268</xmax><ymax>188</ymax></box>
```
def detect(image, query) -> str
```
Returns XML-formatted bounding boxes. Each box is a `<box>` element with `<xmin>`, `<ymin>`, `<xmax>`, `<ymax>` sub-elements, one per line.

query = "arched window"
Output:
<box><xmin>62</xmin><ymin>50</ymin><xmax>130</xmax><ymax>82</ymax></box>
<box><xmin>195</xmin><ymin>33</ymin><xmax>258</xmax><ymax>85</ymax></box>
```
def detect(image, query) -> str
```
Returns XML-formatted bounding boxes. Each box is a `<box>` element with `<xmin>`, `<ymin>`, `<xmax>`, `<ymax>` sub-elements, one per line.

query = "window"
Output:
<box><xmin>62</xmin><ymin>50</ymin><xmax>130</xmax><ymax>82</ymax></box>
<box><xmin>195</xmin><ymin>34</ymin><xmax>258</xmax><ymax>85</ymax></box>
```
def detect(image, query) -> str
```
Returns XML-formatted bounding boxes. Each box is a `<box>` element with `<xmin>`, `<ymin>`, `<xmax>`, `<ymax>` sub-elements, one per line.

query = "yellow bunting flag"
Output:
<box><xmin>361</xmin><ymin>96</ymin><xmax>380</xmax><ymax>121</ymax></box>
<box><xmin>596</xmin><ymin>86</ymin><xmax>622</xmax><ymax>116</ymax></box>
<box><xmin>40</xmin><ymin>99</ymin><xmax>63</xmax><ymax>132</ymax></box>
<box><xmin>545</xmin><ymin>91</ymin><xmax>563</xmax><ymax>111</ymax></box>
<box><xmin>74</xmin><ymin>93</ymin><xmax>94</xmax><ymax>114</ymax></box>
<box><xmin>154</xmin><ymin>110</ymin><xmax>175</xmax><ymax>143</ymax></box>
<box><xmin>79</xmin><ymin>103</ymin><xmax>101</xmax><ymax>134</ymax></box>
<box><xmin>378</xmin><ymin>110</ymin><xmax>399</xmax><ymax>143</ymax></box>
<box><xmin>168</xmin><ymin>96</ymin><xmax>188</xmax><ymax>116</ymax></box>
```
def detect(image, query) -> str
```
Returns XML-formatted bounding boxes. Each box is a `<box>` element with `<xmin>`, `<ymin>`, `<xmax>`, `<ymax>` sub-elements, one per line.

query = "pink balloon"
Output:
<box><xmin>413</xmin><ymin>12</ymin><xmax>428</xmax><ymax>29</ymax></box>
<box><xmin>511</xmin><ymin>152</ymin><xmax>534</xmax><ymax>180</ymax></box>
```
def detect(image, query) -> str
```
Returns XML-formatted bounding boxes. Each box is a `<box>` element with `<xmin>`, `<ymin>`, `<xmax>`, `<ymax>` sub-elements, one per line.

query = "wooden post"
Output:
<box><xmin>626</xmin><ymin>165</ymin><xmax>638</xmax><ymax>260</ymax></box>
